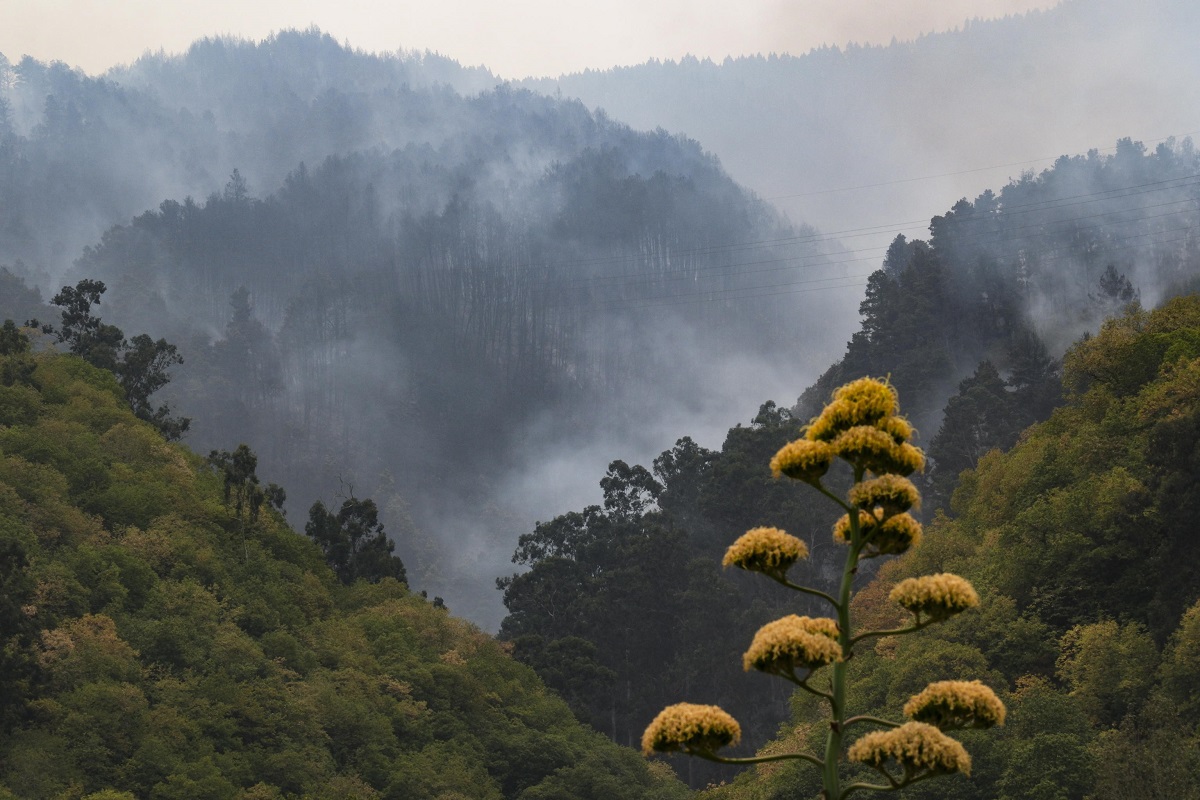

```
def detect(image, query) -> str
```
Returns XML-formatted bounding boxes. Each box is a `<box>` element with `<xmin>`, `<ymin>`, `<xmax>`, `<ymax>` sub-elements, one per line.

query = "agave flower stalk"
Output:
<box><xmin>643</xmin><ymin>378</ymin><xmax>1005</xmax><ymax>799</ymax></box>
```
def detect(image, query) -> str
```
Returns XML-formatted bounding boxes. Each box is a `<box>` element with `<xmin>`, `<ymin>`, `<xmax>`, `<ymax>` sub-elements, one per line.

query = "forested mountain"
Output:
<box><xmin>0</xmin><ymin>31</ymin><xmax>496</xmax><ymax>269</ymax></box>
<box><xmin>701</xmin><ymin>297</ymin><xmax>1200</xmax><ymax>800</ymax></box>
<box><xmin>496</xmin><ymin>139</ymin><xmax>1200</xmax><ymax>784</ymax></box>
<box><xmin>0</xmin><ymin>339</ymin><xmax>688</xmax><ymax>799</ymax></box>
<box><xmin>6</xmin><ymin>20</ymin><xmax>1200</xmax><ymax>796</ymax></box>
<box><xmin>526</xmin><ymin>0</ymin><xmax>1200</xmax><ymax>243</ymax></box>
<box><xmin>799</xmin><ymin>136</ymin><xmax>1200</xmax><ymax>506</ymax></box>
<box><xmin>0</xmin><ymin>31</ymin><xmax>859</xmax><ymax>625</ymax></box>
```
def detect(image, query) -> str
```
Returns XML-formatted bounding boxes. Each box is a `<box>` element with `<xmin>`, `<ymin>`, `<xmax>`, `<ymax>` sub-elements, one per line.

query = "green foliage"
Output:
<box><xmin>305</xmin><ymin>497</ymin><xmax>407</xmax><ymax>586</ymax></box>
<box><xmin>1086</xmin><ymin>694</ymin><xmax>1200</xmax><ymax>800</ymax></box>
<box><xmin>708</xmin><ymin>300</ymin><xmax>1200</xmax><ymax>799</ymax></box>
<box><xmin>1056</xmin><ymin>620</ymin><xmax>1158</xmax><ymax>726</ymax></box>
<box><xmin>0</xmin><ymin>351</ymin><xmax>685</xmax><ymax>798</ymax></box>
<box><xmin>43</xmin><ymin>280</ymin><xmax>190</xmax><ymax>440</ymax></box>
<box><xmin>1158</xmin><ymin>600</ymin><xmax>1200</xmax><ymax>721</ymax></box>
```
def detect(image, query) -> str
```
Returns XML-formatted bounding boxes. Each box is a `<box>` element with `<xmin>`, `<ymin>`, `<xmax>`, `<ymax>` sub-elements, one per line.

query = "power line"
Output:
<box><xmin>583</xmin><ymin>223</ymin><xmax>1200</xmax><ymax>313</ymax></box>
<box><xmin>548</xmin><ymin>182</ymin><xmax>1200</xmax><ymax>296</ymax></box>
<box><xmin>766</xmin><ymin>129</ymin><xmax>1200</xmax><ymax>200</ymax></box>
<box><xmin>541</xmin><ymin>172</ymin><xmax>1200</xmax><ymax>288</ymax></box>
<box><xmin>555</xmin><ymin>208</ymin><xmax>1200</xmax><ymax>313</ymax></box>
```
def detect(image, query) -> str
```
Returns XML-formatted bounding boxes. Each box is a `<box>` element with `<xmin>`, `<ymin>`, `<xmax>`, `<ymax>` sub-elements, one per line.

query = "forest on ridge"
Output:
<box><xmin>2</xmin><ymin>10</ymin><xmax>1200</xmax><ymax>798</ymax></box>
<box><xmin>0</xmin><ymin>32</ymin><xmax>859</xmax><ymax>623</ymax></box>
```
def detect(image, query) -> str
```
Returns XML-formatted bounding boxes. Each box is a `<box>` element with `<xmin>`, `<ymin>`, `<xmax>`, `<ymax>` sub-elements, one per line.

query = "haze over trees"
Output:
<box><xmin>526</xmin><ymin>0</ymin><xmax>1200</xmax><ymax>248</ymax></box>
<box><xmin>2</xmin><ymin>14</ymin><xmax>1200</xmax><ymax>797</ymax></box>
<box><xmin>5</xmin><ymin>13</ymin><xmax>1200</xmax><ymax>623</ymax></box>
<box><xmin>1</xmin><ymin>30</ymin><xmax>862</xmax><ymax>623</ymax></box>
<box><xmin>497</xmin><ymin>139</ymin><xmax>1200</xmax><ymax>787</ymax></box>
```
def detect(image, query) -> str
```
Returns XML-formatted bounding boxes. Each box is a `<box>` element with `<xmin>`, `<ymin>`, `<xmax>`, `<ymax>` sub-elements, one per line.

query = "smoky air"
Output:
<box><xmin>1</xmin><ymin>0</ymin><xmax>1198</xmax><ymax>632</ymax></box>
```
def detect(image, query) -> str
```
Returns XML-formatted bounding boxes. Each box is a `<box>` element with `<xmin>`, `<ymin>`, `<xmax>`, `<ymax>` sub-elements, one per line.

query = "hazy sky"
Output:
<box><xmin>2</xmin><ymin>0</ymin><xmax>1061</xmax><ymax>78</ymax></box>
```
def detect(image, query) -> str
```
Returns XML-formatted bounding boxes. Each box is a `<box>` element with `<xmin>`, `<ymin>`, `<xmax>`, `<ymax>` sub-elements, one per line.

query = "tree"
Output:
<box><xmin>45</xmin><ymin>280</ymin><xmax>189</xmax><ymax>440</ymax></box>
<box><xmin>599</xmin><ymin>460</ymin><xmax>662</xmax><ymax>518</ymax></box>
<box><xmin>208</xmin><ymin>444</ymin><xmax>285</xmax><ymax>558</ymax></box>
<box><xmin>118</xmin><ymin>334</ymin><xmax>186</xmax><ymax>437</ymax></box>
<box><xmin>0</xmin><ymin>320</ymin><xmax>36</xmax><ymax>388</ymax></box>
<box><xmin>48</xmin><ymin>279</ymin><xmax>124</xmax><ymax>371</ymax></box>
<box><xmin>305</xmin><ymin>497</ymin><xmax>406</xmax><ymax>585</ymax></box>
<box><xmin>1095</xmin><ymin>264</ymin><xmax>1138</xmax><ymax>311</ymax></box>
<box><xmin>213</xmin><ymin>287</ymin><xmax>281</xmax><ymax>411</ymax></box>
<box><xmin>209</xmin><ymin>444</ymin><xmax>267</xmax><ymax>526</ymax></box>
<box><xmin>223</xmin><ymin>168</ymin><xmax>250</xmax><ymax>203</ymax></box>
<box><xmin>926</xmin><ymin>362</ymin><xmax>1014</xmax><ymax>510</ymax></box>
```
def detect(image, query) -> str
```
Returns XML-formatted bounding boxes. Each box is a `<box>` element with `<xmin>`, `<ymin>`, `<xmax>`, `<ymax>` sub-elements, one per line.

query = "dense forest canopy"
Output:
<box><xmin>0</xmin><ymin>339</ymin><xmax>689</xmax><ymax>799</ymax></box>
<box><xmin>4</xmin><ymin>15</ymin><xmax>1200</xmax><ymax>797</ymax></box>
<box><xmin>496</xmin><ymin>137</ymin><xmax>1200</xmax><ymax>786</ymax></box>
<box><xmin>0</xmin><ymin>31</ymin><xmax>861</xmax><ymax>624</ymax></box>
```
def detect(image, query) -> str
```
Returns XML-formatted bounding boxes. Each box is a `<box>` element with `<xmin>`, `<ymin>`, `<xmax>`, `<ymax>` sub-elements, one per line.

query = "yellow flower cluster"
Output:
<box><xmin>770</xmin><ymin>439</ymin><xmax>834</xmax><ymax>483</ymax></box>
<box><xmin>641</xmin><ymin>703</ymin><xmax>742</xmax><ymax>756</ymax></box>
<box><xmin>890</xmin><ymin>573</ymin><xmax>979</xmax><ymax>621</ymax></box>
<box><xmin>849</xmin><ymin>475</ymin><xmax>921</xmax><ymax>515</ymax></box>
<box><xmin>743</xmin><ymin>615</ymin><xmax>842</xmax><ymax>677</ymax></box>
<box><xmin>833</xmin><ymin>510</ymin><xmax>881</xmax><ymax>544</ymax></box>
<box><xmin>904</xmin><ymin>680</ymin><xmax>1007</xmax><ymax>730</ymax></box>
<box><xmin>832</xmin><ymin>511</ymin><xmax>922</xmax><ymax>555</ymax></box>
<box><xmin>827</xmin><ymin>426</ymin><xmax>925</xmax><ymax>476</ymax></box>
<box><xmin>876</xmin><ymin>415</ymin><xmax>915</xmax><ymax>444</ymax></box>
<box><xmin>871</xmin><ymin>514</ymin><xmax>924</xmax><ymax>556</ymax></box>
<box><xmin>806</xmin><ymin>378</ymin><xmax>899</xmax><ymax>441</ymax></box>
<box><xmin>770</xmin><ymin>378</ymin><xmax>922</xmax><ymax>493</ymax></box>
<box><xmin>723</xmin><ymin>527</ymin><xmax>808</xmax><ymax>579</ymax></box>
<box><xmin>848</xmin><ymin>721</ymin><xmax>971</xmax><ymax>777</ymax></box>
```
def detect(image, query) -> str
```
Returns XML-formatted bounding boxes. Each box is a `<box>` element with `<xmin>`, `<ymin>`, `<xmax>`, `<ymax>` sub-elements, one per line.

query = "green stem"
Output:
<box><xmin>842</xmin><ymin>715</ymin><xmax>901</xmax><ymax>731</ymax></box>
<box><xmin>849</xmin><ymin>618</ymin><xmax>929</xmax><ymax>647</ymax></box>
<box><xmin>840</xmin><ymin>770</ymin><xmax>936</xmax><ymax>799</ymax></box>
<box><xmin>814</xmin><ymin>482</ymin><xmax>855</xmax><ymax>514</ymax></box>
<box><xmin>696</xmin><ymin>750</ymin><xmax>825</xmax><ymax>770</ymax></box>
<box><xmin>822</xmin><ymin>468</ymin><xmax>863</xmax><ymax>800</ymax></box>
<box><xmin>785</xmin><ymin>672</ymin><xmax>835</xmax><ymax>702</ymax></box>
<box><xmin>777</xmin><ymin>577</ymin><xmax>841</xmax><ymax>610</ymax></box>
<box><xmin>838</xmin><ymin>781</ymin><xmax>898</xmax><ymax>798</ymax></box>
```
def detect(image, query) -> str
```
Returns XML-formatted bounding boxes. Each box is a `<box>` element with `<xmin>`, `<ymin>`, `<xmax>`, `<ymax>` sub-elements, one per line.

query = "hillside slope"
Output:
<box><xmin>701</xmin><ymin>297</ymin><xmax>1200</xmax><ymax>799</ymax></box>
<box><xmin>0</xmin><ymin>32</ymin><xmax>859</xmax><ymax>626</ymax></box>
<box><xmin>494</xmin><ymin>138</ymin><xmax>1200</xmax><ymax>769</ymax></box>
<box><xmin>528</xmin><ymin>0</ymin><xmax>1200</xmax><ymax>245</ymax></box>
<box><xmin>0</xmin><ymin>335</ymin><xmax>687</xmax><ymax>799</ymax></box>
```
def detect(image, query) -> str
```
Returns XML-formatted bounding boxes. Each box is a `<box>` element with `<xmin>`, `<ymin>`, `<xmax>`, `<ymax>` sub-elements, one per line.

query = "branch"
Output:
<box><xmin>695</xmin><ymin>750</ymin><xmax>825</xmax><ymax>770</ymax></box>
<box><xmin>784</xmin><ymin>672</ymin><xmax>835</xmax><ymax>702</ymax></box>
<box><xmin>850</xmin><ymin>618</ymin><xmax>931</xmax><ymax>647</ymax></box>
<box><xmin>839</xmin><ymin>780</ymin><xmax>898</xmax><ymax>798</ymax></box>
<box><xmin>776</xmin><ymin>577</ymin><xmax>841</xmax><ymax>610</ymax></box>
<box><xmin>843</xmin><ymin>715</ymin><xmax>901</xmax><ymax>731</ymax></box>
<box><xmin>814</xmin><ymin>482</ymin><xmax>854</xmax><ymax>514</ymax></box>
<box><xmin>840</xmin><ymin>768</ymin><xmax>938</xmax><ymax>798</ymax></box>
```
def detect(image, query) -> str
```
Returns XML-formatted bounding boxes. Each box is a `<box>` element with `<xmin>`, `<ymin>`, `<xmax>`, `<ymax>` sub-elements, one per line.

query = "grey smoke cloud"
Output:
<box><xmin>0</xmin><ymin>0</ymin><xmax>1060</xmax><ymax>79</ymax></box>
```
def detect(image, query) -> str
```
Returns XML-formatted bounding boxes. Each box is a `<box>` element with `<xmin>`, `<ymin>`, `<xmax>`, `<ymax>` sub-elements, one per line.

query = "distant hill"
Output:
<box><xmin>0</xmin><ymin>30</ymin><xmax>859</xmax><ymax>626</ymax></box>
<box><xmin>526</xmin><ymin>0</ymin><xmax>1200</xmax><ymax>248</ymax></box>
